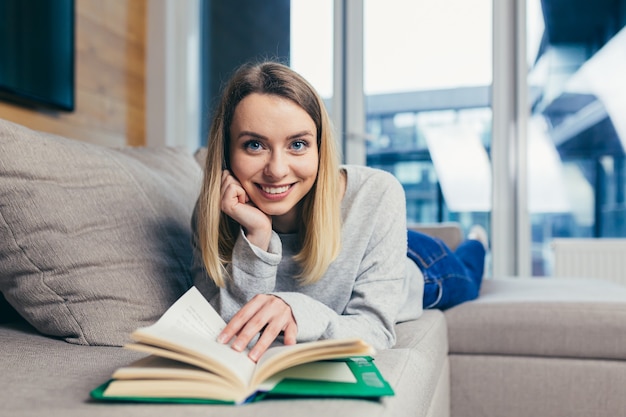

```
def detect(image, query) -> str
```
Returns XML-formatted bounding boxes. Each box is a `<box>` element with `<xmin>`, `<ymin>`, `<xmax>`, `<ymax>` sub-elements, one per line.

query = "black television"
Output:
<box><xmin>0</xmin><ymin>0</ymin><xmax>75</xmax><ymax>112</ymax></box>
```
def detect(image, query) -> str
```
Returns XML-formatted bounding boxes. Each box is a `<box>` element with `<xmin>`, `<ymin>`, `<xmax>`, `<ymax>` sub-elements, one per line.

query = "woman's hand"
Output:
<box><xmin>220</xmin><ymin>170</ymin><xmax>272</xmax><ymax>250</ymax></box>
<box><xmin>217</xmin><ymin>294</ymin><xmax>297</xmax><ymax>362</ymax></box>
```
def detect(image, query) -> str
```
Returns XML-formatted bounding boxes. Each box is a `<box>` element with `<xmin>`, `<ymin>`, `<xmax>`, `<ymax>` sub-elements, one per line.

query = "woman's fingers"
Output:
<box><xmin>217</xmin><ymin>295</ymin><xmax>297</xmax><ymax>362</ymax></box>
<box><xmin>220</xmin><ymin>170</ymin><xmax>248</xmax><ymax>212</ymax></box>
<box><xmin>220</xmin><ymin>170</ymin><xmax>272</xmax><ymax>250</ymax></box>
<box><xmin>282</xmin><ymin>320</ymin><xmax>298</xmax><ymax>346</ymax></box>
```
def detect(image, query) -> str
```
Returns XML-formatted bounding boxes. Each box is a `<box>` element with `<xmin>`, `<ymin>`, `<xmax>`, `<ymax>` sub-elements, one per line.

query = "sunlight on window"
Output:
<box><xmin>290</xmin><ymin>0</ymin><xmax>333</xmax><ymax>99</ymax></box>
<box><xmin>363</xmin><ymin>0</ymin><xmax>492</xmax><ymax>94</ymax></box>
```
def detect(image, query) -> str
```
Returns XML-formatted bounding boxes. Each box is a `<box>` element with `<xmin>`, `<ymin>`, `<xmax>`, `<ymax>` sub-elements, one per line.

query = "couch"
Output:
<box><xmin>2</xmin><ymin>118</ymin><xmax>626</xmax><ymax>417</ymax></box>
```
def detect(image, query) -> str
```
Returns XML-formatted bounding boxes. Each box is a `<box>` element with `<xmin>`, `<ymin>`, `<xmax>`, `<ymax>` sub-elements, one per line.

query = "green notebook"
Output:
<box><xmin>90</xmin><ymin>356</ymin><xmax>394</xmax><ymax>405</ymax></box>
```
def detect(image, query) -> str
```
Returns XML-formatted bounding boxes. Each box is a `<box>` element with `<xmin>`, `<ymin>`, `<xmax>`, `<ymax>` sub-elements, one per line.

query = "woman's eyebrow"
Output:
<box><xmin>235</xmin><ymin>131</ymin><xmax>267</xmax><ymax>140</ymax></box>
<box><xmin>287</xmin><ymin>130</ymin><xmax>315</xmax><ymax>140</ymax></box>
<box><xmin>235</xmin><ymin>130</ymin><xmax>315</xmax><ymax>140</ymax></box>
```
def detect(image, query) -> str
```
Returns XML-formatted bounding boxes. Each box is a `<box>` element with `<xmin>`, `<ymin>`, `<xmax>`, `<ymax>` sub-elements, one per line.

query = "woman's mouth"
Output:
<box><xmin>257</xmin><ymin>184</ymin><xmax>294</xmax><ymax>199</ymax></box>
<box><xmin>261</xmin><ymin>184</ymin><xmax>291</xmax><ymax>194</ymax></box>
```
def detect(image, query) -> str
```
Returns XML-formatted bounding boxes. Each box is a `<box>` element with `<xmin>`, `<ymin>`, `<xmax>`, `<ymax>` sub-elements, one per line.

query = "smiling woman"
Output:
<box><xmin>197</xmin><ymin>62</ymin><xmax>342</xmax><ymax>291</ymax></box>
<box><xmin>191</xmin><ymin>61</ymin><xmax>488</xmax><ymax>364</ymax></box>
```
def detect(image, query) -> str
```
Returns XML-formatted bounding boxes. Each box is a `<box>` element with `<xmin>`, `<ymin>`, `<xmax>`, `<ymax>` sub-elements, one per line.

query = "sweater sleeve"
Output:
<box><xmin>220</xmin><ymin>230</ymin><xmax>283</xmax><ymax>322</ymax></box>
<box><xmin>273</xmin><ymin>171</ymin><xmax>412</xmax><ymax>350</ymax></box>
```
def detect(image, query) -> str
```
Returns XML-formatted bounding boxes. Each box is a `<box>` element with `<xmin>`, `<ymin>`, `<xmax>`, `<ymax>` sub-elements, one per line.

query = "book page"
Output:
<box><xmin>150</xmin><ymin>286</ymin><xmax>226</xmax><ymax>339</ymax></box>
<box><xmin>130</xmin><ymin>287</ymin><xmax>256</xmax><ymax>389</ymax></box>
<box><xmin>251</xmin><ymin>338</ymin><xmax>374</xmax><ymax>387</ymax></box>
<box><xmin>256</xmin><ymin>361</ymin><xmax>357</xmax><ymax>392</ymax></box>
<box><xmin>103</xmin><ymin>379</ymin><xmax>241</xmax><ymax>403</ymax></box>
<box><xmin>112</xmin><ymin>356</ymin><xmax>228</xmax><ymax>384</ymax></box>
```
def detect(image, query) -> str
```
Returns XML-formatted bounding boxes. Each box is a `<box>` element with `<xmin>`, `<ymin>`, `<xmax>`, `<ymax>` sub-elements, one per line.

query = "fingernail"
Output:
<box><xmin>232</xmin><ymin>342</ymin><xmax>243</xmax><ymax>351</ymax></box>
<box><xmin>249</xmin><ymin>350</ymin><xmax>259</xmax><ymax>361</ymax></box>
<box><xmin>217</xmin><ymin>333</ymin><xmax>227</xmax><ymax>343</ymax></box>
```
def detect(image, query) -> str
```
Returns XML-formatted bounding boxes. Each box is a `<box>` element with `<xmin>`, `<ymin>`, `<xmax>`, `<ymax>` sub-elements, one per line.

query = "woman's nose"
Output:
<box><xmin>264</xmin><ymin>152</ymin><xmax>289</xmax><ymax>179</ymax></box>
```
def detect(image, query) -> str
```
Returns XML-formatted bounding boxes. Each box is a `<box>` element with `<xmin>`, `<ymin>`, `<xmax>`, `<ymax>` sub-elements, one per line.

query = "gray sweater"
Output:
<box><xmin>192</xmin><ymin>165</ymin><xmax>424</xmax><ymax>349</ymax></box>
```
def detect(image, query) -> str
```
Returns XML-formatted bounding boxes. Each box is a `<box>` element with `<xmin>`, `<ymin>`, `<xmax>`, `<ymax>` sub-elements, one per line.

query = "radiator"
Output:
<box><xmin>551</xmin><ymin>238</ymin><xmax>626</xmax><ymax>285</ymax></box>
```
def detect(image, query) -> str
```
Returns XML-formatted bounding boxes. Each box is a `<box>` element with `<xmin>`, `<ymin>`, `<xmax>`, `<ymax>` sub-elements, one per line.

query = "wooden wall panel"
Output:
<box><xmin>0</xmin><ymin>0</ymin><xmax>146</xmax><ymax>147</ymax></box>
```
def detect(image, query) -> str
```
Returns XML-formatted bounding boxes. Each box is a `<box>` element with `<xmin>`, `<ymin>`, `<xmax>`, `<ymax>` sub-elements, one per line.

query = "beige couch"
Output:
<box><xmin>2</xmin><ymin>118</ymin><xmax>626</xmax><ymax>417</ymax></box>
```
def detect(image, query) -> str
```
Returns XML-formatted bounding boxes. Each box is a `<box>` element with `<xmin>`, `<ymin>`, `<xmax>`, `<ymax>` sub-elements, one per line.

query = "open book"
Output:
<box><xmin>91</xmin><ymin>286</ymin><xmax>394</xmax><ymax>404</ymax></box>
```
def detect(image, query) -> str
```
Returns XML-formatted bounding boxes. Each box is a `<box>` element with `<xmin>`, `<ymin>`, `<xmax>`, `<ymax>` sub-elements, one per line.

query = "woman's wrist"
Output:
<box><xmin>243</xmin><ymin>227</ymin><xmax>273</xmax><ymax>252</ymax></box>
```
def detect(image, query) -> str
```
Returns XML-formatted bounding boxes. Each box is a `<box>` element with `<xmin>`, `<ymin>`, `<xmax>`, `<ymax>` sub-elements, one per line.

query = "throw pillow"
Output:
<box><xmin>0</xmin><ymin>118</ymin><xmax>201</xmax><ymax>346</ymax></box>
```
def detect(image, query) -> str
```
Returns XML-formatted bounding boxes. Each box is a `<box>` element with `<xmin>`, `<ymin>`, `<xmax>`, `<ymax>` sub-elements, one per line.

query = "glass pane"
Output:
<box><xmin>364</xmin><ymin>0</ymin><xmax>493</xmax><ymax>239</ymax></box>
<box><xmin>527</xmin><ymin>0</ymin><xmax>626</xmax><ymax>275</ymax></box>
<box><xmin>290</xmin><ymin>0</ymin><xmax>333</xmax><ymax>102</ymax></box>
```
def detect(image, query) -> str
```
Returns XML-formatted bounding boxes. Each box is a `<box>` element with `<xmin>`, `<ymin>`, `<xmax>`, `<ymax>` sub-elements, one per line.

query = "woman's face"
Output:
<box><xmin>229</xmin><ymin>93</ymin><xmax>319</xmax><ymax>232</ymax></box>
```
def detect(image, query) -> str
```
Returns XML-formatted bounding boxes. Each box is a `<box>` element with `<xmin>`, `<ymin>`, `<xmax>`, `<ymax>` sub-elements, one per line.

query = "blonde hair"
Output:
<box><xmin>197</xmin><ymin>61</ymin><xmax>342</xmax><ymax>287</ymax></box>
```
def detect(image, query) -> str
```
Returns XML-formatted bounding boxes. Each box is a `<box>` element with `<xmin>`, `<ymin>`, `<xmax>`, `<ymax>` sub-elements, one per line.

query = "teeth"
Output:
<box><xmin>262</xmin><ymin>185</ymin><xmax>290</xmax><ymax>194</ymax></box>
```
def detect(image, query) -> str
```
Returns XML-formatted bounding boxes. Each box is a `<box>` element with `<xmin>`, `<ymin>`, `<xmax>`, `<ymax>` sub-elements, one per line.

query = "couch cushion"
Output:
<box><xmin>446</xmin><ymin>277</ymin><xmax>626</xmax><ymax>360</ymax></box>
<box><xmin>388</xmin><ymin>310</ymin><xmax>450</xmax><ymax>417</ymax></box>
<box><xmin>0</xmin><ymin>118</ymin><xmax>201</xmax><ymax>346</ymax></box>
<box><xmin>450</xmin><ymin>354</ymin><xmax>626</xmax><ymax>417</ymax></box>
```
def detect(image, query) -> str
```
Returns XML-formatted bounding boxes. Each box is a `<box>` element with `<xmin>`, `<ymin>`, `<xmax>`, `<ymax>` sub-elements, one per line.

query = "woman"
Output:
<box><xmin>191</xmin><ymin>61</ymin><xmax>487</xmax><ymax>362</ymax></box>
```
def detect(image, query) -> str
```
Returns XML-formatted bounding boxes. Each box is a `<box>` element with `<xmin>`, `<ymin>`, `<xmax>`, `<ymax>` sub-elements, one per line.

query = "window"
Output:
<box><xmin>527</xmin><ymin>0</ymin><xmax>626</xmax><ymax>275</ymax></box>
<box><xmin>291</xmin><ymin>0</ymin><xmax>626</xmax><ymax>277</ymax></box>
<box><xmin>363</xmin><ymin>0</ymin><xmax>493</xmax><ymax>251</ymax></box>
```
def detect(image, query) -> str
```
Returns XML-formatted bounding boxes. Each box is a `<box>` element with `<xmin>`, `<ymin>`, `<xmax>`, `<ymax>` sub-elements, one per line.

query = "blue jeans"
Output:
<box><xmin>407</xmin><ymin>230</ymin><xmax>486</xmax><ymax>310</ymax></box>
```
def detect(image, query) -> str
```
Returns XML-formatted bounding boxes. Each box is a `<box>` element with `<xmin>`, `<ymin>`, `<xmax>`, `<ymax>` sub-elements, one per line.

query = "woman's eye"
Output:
<box><xmin>244</xmin><ymin>140</ymin><xmax>262</xmax><ymax>151</ymax></box>
<box><xmin>291</xmin><ymin>140</ymin><xmax>308</xmax><ymax>152</ymax></box>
